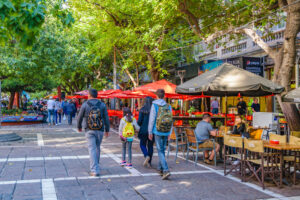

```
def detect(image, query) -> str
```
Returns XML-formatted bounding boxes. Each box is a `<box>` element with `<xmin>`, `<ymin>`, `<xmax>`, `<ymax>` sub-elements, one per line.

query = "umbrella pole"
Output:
<box><xmin>225</xmin><ymin>95</ymin><xmax>228</xmax><ymax>127</ymax></box>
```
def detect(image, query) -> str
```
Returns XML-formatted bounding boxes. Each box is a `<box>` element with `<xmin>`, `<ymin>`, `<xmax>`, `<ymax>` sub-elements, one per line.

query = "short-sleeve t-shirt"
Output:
<box><xmin>251</xmin><ymin>103</ymin><xmax>260</xmax><ymax>112</ymax></box>
<box><xmin>194</xmin><ymin>120</ymin><xmax>213</xmax><ymax>141</ymax></box>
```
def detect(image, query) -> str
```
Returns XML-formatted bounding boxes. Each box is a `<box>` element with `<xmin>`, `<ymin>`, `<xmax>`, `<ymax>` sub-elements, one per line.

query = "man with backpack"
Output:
<box><xmin>148</xmin><ymin>89</ymin><xmax>173</xmax><ymax>180</ymax></box>
<box><xmin>77</xmin><ymin>89</ymin><xmax>110</xmax><ymax>177</ymax></box>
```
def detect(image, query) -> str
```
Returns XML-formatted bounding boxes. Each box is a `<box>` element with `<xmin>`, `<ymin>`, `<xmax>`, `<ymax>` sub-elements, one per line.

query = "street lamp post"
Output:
<box><xmin>177</xmin><ymin>70</ymin><xmax>186</xmax><ymax>113</ymax></box>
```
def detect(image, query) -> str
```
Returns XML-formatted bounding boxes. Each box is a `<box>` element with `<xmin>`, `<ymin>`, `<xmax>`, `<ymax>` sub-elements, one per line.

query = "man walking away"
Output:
<box><xmin>77</xmin><ymin>89</ymin><xmax>110</xmax><ymax>176</ymax></box>
<box><xmin>148</xmin><ymin>89</ymin><xmax>173</xmax><ymax>180</ymax></box>
<box><xmin>64</xmin><ymin>100</ymin><xmax>75</xmax><ymax>125</ymax></box>
<box><xmin>54</xmin><ymin>98</ymin><xmax>62</xmax><ymax>125</ymax></box>
<box><xmin>47</xmin><ymin>96</ymin><xmax>55</xmax><ymax>126</ymax></box>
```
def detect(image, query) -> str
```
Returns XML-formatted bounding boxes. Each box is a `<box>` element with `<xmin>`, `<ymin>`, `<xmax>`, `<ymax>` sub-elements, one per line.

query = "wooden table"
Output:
<box><xmin>264</xmin><ymin>142</ymin><xmax>300</xmax><ymax>186</ymax></box>
<box><xmin>173</xmin><ymin>116</ymin><xmax>226</xmax><ymax>128</ymax></box>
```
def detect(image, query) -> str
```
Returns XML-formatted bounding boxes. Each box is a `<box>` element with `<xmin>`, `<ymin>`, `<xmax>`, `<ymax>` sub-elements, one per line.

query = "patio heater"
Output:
<box><xmin>177</xmin><ymin>70</ymin><xmax>186</xmax><ymax>113</ymax></box>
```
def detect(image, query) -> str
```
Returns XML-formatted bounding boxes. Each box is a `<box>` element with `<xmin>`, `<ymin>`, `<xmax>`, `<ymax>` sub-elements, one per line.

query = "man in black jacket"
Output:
<box><xmin>77</xmin><ymin>88</ymin><xmax>110</xmax><ymax>176</ymax></box>
<box><xmin>237</xmin><ymin>97</ymin><xmax>247</xmax><ymax>115</ymax></box>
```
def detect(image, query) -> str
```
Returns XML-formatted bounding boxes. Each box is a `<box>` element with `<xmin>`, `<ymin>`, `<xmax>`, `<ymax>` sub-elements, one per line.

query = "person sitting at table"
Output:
<box><xmin>232</xmin><ymin>115</ymin><xmax>246</xmax><ymax>135</ymax></box>
<box><xmin>194</xmin><ymin>114</ymin><xmax>220</xmax><ymax>165</ymax></box>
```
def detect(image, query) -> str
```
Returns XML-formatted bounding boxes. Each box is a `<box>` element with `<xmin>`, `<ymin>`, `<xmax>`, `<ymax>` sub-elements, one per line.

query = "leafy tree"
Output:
<box><xmin>70</xmin><ymin>0</ymin><xmax>197</xmax><ymax>84</ymax></box>
<box><xmin>172</xmin><ymin>0</ymin><xmax>300</xmax><ymax>130</ymax></box>
<box><xmin>0</xmin><ymin>0</ymin><xmax>74</xmax><ymax>46</ymax></box>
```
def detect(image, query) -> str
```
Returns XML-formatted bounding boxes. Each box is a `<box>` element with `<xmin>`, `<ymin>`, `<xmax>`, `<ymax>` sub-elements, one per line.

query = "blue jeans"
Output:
<box><xmin>67</xmin><ymin>114</ymin><xmax>72</xmax><ymax>125</ymax></box>
<box><xmin>85</xmin><ymin>130</ymin><xmax>104</xmax><ymax>174</ymax></box>
<box><xmin>58</xmin><ymin>112</ymin><xmax>61</xmax><ymax>124</ymax></box>
<box><xmin>122</xmin><ymin>141</ymin><xmax>132</xmax><ymax>163</ymax></box>
<box><xmin>154</xmin><ymin>135</ymin><xmax>169</xmax><ymax>172</ymax></box>
<box><xmin>48</xmin><ymin>109</ymin><xmax>54</xmax><ymax>124</ymax></box>
<box><xmin>140</xmin><ymin>134</ymin><xmax>154</xmax><ymax>164</ymax></box>
<box><xmin>212</xmin><ymin>108</ymin><xmax>219</xmax><ymax>114</ymax></box>
<box><xmin>54</xmin><ymin>111</ymin><xmax>61</xmax><ymax>124</ymax></box>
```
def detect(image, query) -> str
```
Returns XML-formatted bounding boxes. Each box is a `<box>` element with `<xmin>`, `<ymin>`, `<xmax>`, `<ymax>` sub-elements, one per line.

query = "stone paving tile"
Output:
<box><xmin>13</xmin><ymin>183</ymin><xmax>42</xmax><ymax>200</ymax></box>
<box><xmin>0</xmin><ymin>163</ymin><xmax>24</xmax><ymax>181</ymax></box>
<box><xmin>23</xmin><ymin>166</ymin><xmax>45</xmax><ymax>179</ymax></box>
<box><xmin>0</xmin><ymin>184</ymin><xmax>14</xmax><ymax>199</ymax></box>
<box><xmin>56</xmin><ymin>185</ymin><xmax>86</xmax><ymax>200</ymax></box>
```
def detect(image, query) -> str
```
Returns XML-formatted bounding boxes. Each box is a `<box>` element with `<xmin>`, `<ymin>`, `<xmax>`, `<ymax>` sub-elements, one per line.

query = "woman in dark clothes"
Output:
<box><xmin>137</xmin><ymin>97</ymin><xmax>154</xmax><ymax>167</ymax></box>
<box><xmin>232</xmin><ymin>115</ymin><xmax>246</xmax><ymax>135</ymax></box>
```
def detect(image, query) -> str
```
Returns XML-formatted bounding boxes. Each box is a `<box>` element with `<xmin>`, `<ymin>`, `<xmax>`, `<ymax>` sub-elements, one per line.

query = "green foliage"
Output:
<box><xmin>0</xmin><ymin>0</ymin><xmax>74</xmax><ymax>46</ymax></box>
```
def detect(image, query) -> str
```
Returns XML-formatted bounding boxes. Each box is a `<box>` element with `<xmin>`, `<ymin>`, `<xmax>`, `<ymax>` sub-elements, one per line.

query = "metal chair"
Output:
<box><xmin>244</xmin><ymin>138</ymin><xmax>281</xmax><ymax>189</ymax></box>
<box><xmin>223</xmin><ymin>134</ymin><xmax>244</xmax><ymax>177</ymax></box>
<box><xmin>284</xmin><ymin>135</ymin><xmax>300</xmax><ymax>185</ymax></box>
<box><xmin>167</xmin><ymin>128</ymin><xmax>187</xmax><ymax>162</ymax></box>
<box><xmin>185</xmin><ymin>128</ymin><xmax>216</xmax><ymax>166</ymax></box>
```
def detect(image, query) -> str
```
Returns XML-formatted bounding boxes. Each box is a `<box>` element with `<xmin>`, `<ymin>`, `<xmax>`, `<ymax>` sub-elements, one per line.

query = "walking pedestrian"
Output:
<box><xmin>119</xmin><ymin>107</ymin><xmax>140</xmax><ymax>169</ymax></box>
<box><xmin>77</xmin><ymin>89</ymin><xmax>110</xmax><ymax>176</ymax></box>
<box><xmin>137</xmin><ymin>96</ymin><xmax>154</xmax><ymax>167</ymax></box>
<box><xmin>47</xmin><ymin>96</ymin><xmax>55</xmax><ymax>125</ymax></box>
<box><xmin>148</xmin><ymin>89</ymin><xmax>173</xmax><ymax>180</ymax></box>
<box><xmin>54</xmin><ymin>98</ymin><xmax>62</xmax><ymax>125</ymax></box>
<box><xmin>63</xmin><ymin>100</ymin><xmax>76</xmax><ymax>125</ymax></box>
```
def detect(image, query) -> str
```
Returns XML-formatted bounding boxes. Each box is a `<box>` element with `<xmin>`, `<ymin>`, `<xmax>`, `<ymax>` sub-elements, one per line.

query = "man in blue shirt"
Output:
<box><xmin>148</xmin><ymin>89</ymin><xmax>172</xmax><ymax>180</ymax></box>
<box><xmin>194</xmin><ymin>114</ymin><xmax>220</xmax><ymax>164</ymax></box>
<box><xmin>251</xmin><ymin>98</ymin><xmax>260</xmax><ymax>113</ymax></box>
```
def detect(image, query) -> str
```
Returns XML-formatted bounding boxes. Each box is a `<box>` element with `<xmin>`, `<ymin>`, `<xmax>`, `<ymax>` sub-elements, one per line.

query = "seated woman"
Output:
<box><xmin>232</xmin><ymin>115</ymin><xmax>246</xmax><ymax>135</ymax></box>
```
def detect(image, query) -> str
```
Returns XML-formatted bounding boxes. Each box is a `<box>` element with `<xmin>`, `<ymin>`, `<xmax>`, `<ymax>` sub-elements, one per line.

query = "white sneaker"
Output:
<box><xmin>233</xmin><ymin>160</ymin><xmax>240</xmax><ymax>165</ymax></box>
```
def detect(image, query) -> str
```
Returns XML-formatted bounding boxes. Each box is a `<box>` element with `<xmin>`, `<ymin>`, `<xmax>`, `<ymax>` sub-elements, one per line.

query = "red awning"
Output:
<box><xmin>135</xmin><ymin>79</ymin><xmax>176</xmax><ymax>94</ymax></box>
<box><xmin>74</xmin><ymin>90</ymin><xmax>89</xmax><ymax>96</ymax></box>
<box><xmin>98</xmin><ymin>89</ymin><xmax>122</xmax><ymax>98</ymax></box>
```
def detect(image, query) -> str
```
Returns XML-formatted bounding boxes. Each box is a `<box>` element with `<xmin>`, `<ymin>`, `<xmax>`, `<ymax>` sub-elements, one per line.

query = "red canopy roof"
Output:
<box><xmin>135</xmin><ymin>79</ymin><xmax>176</xmax><ymax>94</ymax></box>
<box><xmin>74</xmin><ymin>90</ymin><xmax>89</xmax><ymax>96</ymax></box>
<box><xmin>98</xmin><ymin>89</ymin><xmax>122</xmax><ymax>98</ymax></box>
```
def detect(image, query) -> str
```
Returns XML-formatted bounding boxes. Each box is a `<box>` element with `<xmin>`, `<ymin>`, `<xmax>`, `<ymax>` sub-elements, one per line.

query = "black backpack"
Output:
<box><xmin>87</xmin><ymin>101</ymin><xmax>103</xmax><ymax>130</ymax></box>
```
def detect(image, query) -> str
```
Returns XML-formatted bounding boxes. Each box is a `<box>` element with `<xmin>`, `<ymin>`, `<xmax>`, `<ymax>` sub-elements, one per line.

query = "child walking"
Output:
<box><xmin>119</xmin><ymin>107</ymin><xmax>140</xmax><ymax>168</ymax></box>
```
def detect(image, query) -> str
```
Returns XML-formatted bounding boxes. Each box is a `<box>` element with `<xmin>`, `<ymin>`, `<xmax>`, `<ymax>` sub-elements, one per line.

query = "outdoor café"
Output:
<box><xmin>62</xmin><ymin>63</ymin><xmax>300</xmax><ymax>190</ymax></box>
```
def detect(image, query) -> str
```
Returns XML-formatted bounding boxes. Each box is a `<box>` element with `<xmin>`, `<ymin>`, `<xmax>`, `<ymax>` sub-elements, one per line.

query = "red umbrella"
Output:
<box><xmin>98</xmin><ymin>89</ymin><xmax>122</xmax><ymax>98</ymax></box>
<box><xmin>74</xmin><ymin>90</ymin><xmax>89</xmax><ymax>96</ymax></box>
<box><xmin>135</xmin><ymin>79</ymin><xmax>176</xmax><ymax>94</ymax></box>
<box><xmin>123</xmin><ymin>90</ymin><xmax>157</xmax><ymax>98</ymax></box>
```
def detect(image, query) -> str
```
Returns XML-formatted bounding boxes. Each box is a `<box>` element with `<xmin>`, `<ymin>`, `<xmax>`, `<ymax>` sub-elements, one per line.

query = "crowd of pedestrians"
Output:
<box><xmin>46</xmin><ymin>97</ymin><xmax>78</xmax><ymax>126</ymax></box>
<box><xmin>77</xmin><ymin>88</ymin><xmax>173</xmax><ymax>180</ymax></box>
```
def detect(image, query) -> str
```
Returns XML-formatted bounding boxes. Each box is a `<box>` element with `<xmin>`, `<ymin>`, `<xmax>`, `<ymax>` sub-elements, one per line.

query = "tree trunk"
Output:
<box><xmin>276</xmin><ymin>95</ymin><xmax>300</xmax><ymax>131</ymax></box>
<box><xmin>144</xmin><ymin>45</ymin><xmax>160</xmax><ymax>81</ymax></box>
<box><xmin>8</xmin><ymin>91</ymin><xmax>15</xmax><ymax>109</ymax></box>
<box><xmin>274</xmin><ymin>1</ymin><xmax>300</xmax><ymax>131</ymax></box>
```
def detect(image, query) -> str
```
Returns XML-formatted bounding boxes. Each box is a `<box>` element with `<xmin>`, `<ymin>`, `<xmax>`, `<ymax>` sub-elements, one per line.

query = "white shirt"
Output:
<box><xmin>47</xmin><ymin>100</ymin><xmax>55</xmax><ymax>110</ymax></box>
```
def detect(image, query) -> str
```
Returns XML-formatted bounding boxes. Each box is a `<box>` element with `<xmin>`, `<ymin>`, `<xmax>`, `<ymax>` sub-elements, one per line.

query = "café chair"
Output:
<box><xmin>283</xmin><ymin>136</ymin><xmax>300</xmax><ymax>184</ymax></box>
<box><xmin>185</xmin><ymin>128</ymin><xmax>216</xmax><ymax>166</ymax></box>
<box><xmin>167</xmin><ymin>128</ymin><xmax>187</xmax><ymax>162</ymax></box>
<box><xmin>291</xmin><ymin>131</ymin><xmax>300</xmax><ymax>138</ymax></box>
<box><xmin>223</xmin><ymin>134</ymin><xmax>244</xmax><ymax>177</ymax></box>
<box><xmin>244</xmin><ymin>138</ymin><xmax>281</xmax><ymax>189</ymax></box>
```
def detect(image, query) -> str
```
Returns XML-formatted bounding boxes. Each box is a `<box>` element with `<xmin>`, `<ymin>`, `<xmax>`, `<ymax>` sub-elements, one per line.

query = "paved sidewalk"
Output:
<box><xmin>0</xmin><ymin>122</ymin><xmax>299</xmax><ymax>200</ymax></box>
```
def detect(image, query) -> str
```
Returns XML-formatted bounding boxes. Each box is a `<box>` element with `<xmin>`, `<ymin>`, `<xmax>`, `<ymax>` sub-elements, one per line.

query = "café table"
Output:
<box><xmin>173</xmin><ymin>116</ymin><xmax>225</xmax><ymax>127</ymax></box>
<box><xmin>263</xmin><ymin>142</ymin><xmax>300</xmax><ymax>186</ymax></box>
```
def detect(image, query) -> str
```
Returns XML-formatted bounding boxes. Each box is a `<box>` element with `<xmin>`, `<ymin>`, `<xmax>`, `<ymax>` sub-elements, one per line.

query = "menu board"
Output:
<box><xmin>224</xmin><ymin>57</ymin><xmax>263</xmax><ymax>77</ymax></box>
<box><xmin>243</xmin><ymin>57</ymin><xmax>263</xmax><ymax>77</ymax></box>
